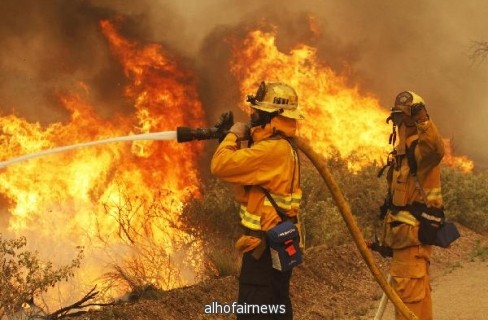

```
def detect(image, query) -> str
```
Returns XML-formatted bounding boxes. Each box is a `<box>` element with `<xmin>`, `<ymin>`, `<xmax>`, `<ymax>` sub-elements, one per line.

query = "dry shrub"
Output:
<box><xmin>98</xmin><ymin>187</ymin><xmax>203</xmax><ymax>297</ymax></box>
<box><xmin>0</xmin><ymin>235</ymin><xmax>83</xmax><ymax>318</ymax></box>
<box><xmin>181</xmin><ymin>179</ymin><xmax>242</xmax><ymax>277</ymax></box>
<box><xmin>181</xmin><ymin>153</ymin><xmax>488</xmax><ymax>279</ymax></box>
<box><xmin>299</xmin><ymin>152</ymin><xmax>387</xmax><ymax>248</ymax></box>
<box><xmin>441</xmin><ymin>166</ymin><xmax>488</xmax><ymax>233</ymax></box>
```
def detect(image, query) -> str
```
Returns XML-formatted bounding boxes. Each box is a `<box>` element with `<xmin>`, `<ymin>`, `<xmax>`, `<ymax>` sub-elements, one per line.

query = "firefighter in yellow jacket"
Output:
<box><xmin>381</xmin><ymin>91</ymin><xmax>445</xmax><ymax>320</ymax></box>
<box><xmin>211</xmin><ymin>81</ymin><xmax>303</xmax><ymax>320</ymax></box>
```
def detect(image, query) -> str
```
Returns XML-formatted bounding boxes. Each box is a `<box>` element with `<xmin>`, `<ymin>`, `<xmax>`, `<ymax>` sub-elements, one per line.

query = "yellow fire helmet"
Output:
<box><xmin>248</xmin><ymin>81</ymin><xmax>304</xmax><ymax>119</ymax></box>
<box><xmin>391</xmin><ymin>90</ymin><xmax>425</xmax><ymax>117</ymax></box>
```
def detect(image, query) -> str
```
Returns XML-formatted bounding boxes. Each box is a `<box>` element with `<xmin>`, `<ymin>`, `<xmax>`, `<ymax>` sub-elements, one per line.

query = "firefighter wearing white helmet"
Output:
<box><xmin>211</xmin><ymin>81</ymin><xmax>304</xmax><ymax>320</ymax></box>
<box><xmin>378</xmin><ymin>91</ymin><xmax>445</xmax><ymax>320</ymax></box>
<box><xmin>248</xmin><ymin>81</ymin><xmax>304</xmax><ymax>120</ymax></box>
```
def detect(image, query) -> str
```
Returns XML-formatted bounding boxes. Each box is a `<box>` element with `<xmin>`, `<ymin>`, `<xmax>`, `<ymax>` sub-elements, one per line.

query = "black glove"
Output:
<box><xmin>366</xmin><ymin>235</ymin><xmax>393</xmax><ymax>258</ymax></box>
<box><xmin>213</xmin><ymin>111</ymin><xmax>234</xmax><ymax>142</ymax></box>
<box><xmin>369</xmin><ymin>241</ymin><xmax>393</xmax><ymax>258</ymax></box>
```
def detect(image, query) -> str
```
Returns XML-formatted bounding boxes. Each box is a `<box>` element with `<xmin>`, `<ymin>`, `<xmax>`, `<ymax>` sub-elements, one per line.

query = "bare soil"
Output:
<box><xmin>71</xmin><ymin>224</ymin><xmax>487</xmax><ymax>320</ymax></box>
<box><xmin>365</xmin><ymin>224</ymin><xmax>488</xmax><ymax>320</ymax></box>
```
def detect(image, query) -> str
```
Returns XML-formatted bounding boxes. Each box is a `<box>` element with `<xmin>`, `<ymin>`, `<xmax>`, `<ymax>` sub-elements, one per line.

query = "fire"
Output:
<box><xmin>229</xmin><ymin>28</ymin><xmax>475</xmax><ymax>172</ymax></box>
<box><xmin>0</xmin><ymin>15</ymin><xmax>476</xmax><ymax>311</ymax></box>
<box><xmin>230</xmin><ymin>29</ymin><xmax>390</xmax><ymax>171</ymax></box>
<box><xmin>443</xmin><ymin>138</ymin><xmax>474</xmax><ymax>172</ymax></box>
<box><xmin>0</xmin><ymin>19</ymin><xmax>206</xmax><ymax>306</ymax></box>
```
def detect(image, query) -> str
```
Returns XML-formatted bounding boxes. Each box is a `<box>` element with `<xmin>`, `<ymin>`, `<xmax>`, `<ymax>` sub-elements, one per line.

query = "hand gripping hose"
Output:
<box><xmin>294</xmin><ymin>137</ymin><xmax>418</xmax><ymax>320</ymax></box>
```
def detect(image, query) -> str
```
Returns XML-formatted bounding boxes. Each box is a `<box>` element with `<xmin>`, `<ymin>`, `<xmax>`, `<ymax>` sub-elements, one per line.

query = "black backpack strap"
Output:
<box><xmin>259</xmin><ymin>186</ymin><xmax>288</xmax><ymax>222</ymax></box>
<box><xmin>406</xmin><ymin>139</ymin><xmax>419</xmax><ymax>176</ymax></box>
<box><xmin>284</xmin><ymin>137</ymin><xmax>301</xmax><ymax>189</ymax></box>
<box><xmin>406</xmin><ymin>139</ymin><xmax>432</xmax><ymax>207</ymax></box>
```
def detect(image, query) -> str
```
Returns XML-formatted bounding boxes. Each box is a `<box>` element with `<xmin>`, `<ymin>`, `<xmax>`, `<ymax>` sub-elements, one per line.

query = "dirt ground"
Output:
<box><xmin>370</xmin><ymin>259</ymin><xmax>488</xmax><ymax>320</ymax></box>
<box><xmin>364</xmin><ymin>224</ymin><xmax>488</xmax><ymax>320</ymax></box>
<box><xmin>430</xmin><ymin>259</ymin><xmax>488</xmax><ymax>320</ymax></box>
<box><xmin>71</xmin><ymin>223</ymin><xmax>487</xmax><ymax>320</ymax></box>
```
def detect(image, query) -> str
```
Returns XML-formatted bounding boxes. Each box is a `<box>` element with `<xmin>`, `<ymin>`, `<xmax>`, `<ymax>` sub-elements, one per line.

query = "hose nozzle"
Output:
<box><xmin>176</xmin><ymin>127</ymin><xmax>222</xmax><ymax>143</ymax></box>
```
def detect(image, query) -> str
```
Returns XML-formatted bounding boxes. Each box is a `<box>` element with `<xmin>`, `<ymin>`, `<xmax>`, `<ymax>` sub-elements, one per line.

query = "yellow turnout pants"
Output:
<box><xmin>391</xmin><ymin>245</ymin><xmax>432</xmax><ymax>320</ymax></box>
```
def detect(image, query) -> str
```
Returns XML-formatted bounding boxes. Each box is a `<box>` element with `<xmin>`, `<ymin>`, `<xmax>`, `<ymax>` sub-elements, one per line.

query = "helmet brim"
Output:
<box><xmin>391</xmin><ymin>105</ymin><xmax>410</xmax><ymax>116</ymax></box>
<box><xmin>252</xmin><ymin>102</ymin><xmax>305</xmax><ymax>120</ymax></box>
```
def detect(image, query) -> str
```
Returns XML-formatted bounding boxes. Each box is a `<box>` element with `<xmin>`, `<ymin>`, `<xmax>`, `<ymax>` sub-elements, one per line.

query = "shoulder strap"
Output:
<box><xmin>270</xmin><ymin>134</ymin><xmax>301</xmax><ymax>190</ymax></box>
<box><xmin>258</xmin><ymin>135</ymin><xmax>300</xmax><ymax>222</ymax></box>
<box><xmin>259</xmin><ymin>186</ymin><xmax>288</xmax><ymax>221</ymax></box>
<box><xmin>406</xmin><ymin>139</ymin><xmax>431</xmax><ymax>207</ymax></box>
<box><xmin>406</xmin><ymin>139</ymin><xmax>419</xmax><ymax>176</ymax></box>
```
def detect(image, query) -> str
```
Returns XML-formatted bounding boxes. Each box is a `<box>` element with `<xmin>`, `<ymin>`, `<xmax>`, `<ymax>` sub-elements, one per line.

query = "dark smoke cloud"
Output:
<box><xmin>0</xmin><ymin>0</ymin><xmax>143</xmax><ymax>123</ymax></box>
<box><xmin>0</xmin><ymin>0</ymin><xmax>487</xmax><ymax>165</ymax></box>
<box><xmin>305</xmin><ymin>1</ymin><xmax>488</xmax><ymax>166</ymax></box>
<box><xmin>188</xmin><ymin>0</ymin><xmax>488</xmax><ymax>166</ymax></box>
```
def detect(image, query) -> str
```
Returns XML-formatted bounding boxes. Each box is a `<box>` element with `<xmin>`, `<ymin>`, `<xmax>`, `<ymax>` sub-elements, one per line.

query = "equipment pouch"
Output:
<box><xmin>410</xmin><ymin>204</ymin><xmax>460</xmax><ymax>247</ymax></box>
<box><xmin>267</xmin><ymin>221</ymin><xmax>302</xmax><ymax>272</ymax></box>
<box><xmin>417</xmin><ymin>207</ymin><xmax>445</xmax><ymax>245</ymax></box>
<box><xmin>435</xmin><ymin>221</ymin><xmax>460</xmax><ymax>248</ymax></box>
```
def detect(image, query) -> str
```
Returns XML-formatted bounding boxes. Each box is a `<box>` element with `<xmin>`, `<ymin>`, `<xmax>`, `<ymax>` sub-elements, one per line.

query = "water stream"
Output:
<box><xmin>0</xmin><ymin>131</ymin><xmax>178</xmax><ymax>169</ymax></box>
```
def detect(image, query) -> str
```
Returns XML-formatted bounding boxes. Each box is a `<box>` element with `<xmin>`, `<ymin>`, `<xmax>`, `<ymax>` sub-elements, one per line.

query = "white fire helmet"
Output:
<box><xmin>247</xmin><ymin>81</ymin><xmax>304</xmax><ymax>120</ymax></box>
<box><xmin>391</xmin><ymin>91</ymin><xmax>425</xmax><ymax>117</ymax></box>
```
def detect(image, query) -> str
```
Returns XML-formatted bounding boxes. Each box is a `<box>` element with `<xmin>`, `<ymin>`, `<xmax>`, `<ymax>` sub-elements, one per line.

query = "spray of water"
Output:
<box><xmin>0</xmin><ymin>131</ymin><xmax>178</xmax><ymax>169</ymax></box>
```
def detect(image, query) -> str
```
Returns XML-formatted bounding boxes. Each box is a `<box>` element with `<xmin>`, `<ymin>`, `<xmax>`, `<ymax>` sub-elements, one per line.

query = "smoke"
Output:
<box><xmin>0</xmin><ymin>0</ymin><xmax>487</xmax><ymax>164</ymax></box>
<box><xmin>305</xmin><ymin>1</ymin><xmax>488</xmax><ymax>166</ymax></box>
<box><xmin>0</xmin><ymin>0</ymin><xmax>139</xmax><ymax>123</ymax></box>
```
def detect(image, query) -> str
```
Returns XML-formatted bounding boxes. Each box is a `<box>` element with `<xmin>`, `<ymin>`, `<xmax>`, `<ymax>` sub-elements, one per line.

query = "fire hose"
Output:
<box><xmin>177</xmin><ymin>126</ymin><xmax>417</xmax><ymax>320</ymax></box>
<box><xmin>0</xmin><ymin>124</ymin><xmax>417</xmax><ymax>319</ymax></box>
<box><xmin>293</xmin><ymin>137</ymin><xmax>416</xmax><ymax>320</ymax></box>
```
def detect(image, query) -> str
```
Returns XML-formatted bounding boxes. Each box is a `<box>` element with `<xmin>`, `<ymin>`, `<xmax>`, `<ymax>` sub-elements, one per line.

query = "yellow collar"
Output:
<box><xmin>250</xmin><ymin>116</ymin><xmax>297</xmax><ymax>143</ymax></box>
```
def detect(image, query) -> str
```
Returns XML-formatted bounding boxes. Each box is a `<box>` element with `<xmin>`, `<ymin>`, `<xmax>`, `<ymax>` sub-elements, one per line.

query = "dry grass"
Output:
<box><xmin>441</xmin><ymin>166</ymin><xmax>488</xmax><ymax>233</ymax></box>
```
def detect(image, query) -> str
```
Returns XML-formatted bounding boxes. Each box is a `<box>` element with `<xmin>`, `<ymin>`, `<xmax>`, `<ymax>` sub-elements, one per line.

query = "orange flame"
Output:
<box><xmin>443</xmin><ymin>138</ymin><xmax>474</xmax><ymax>172</ymax></box>
<box><xmin>229</xmin><ymin>28</ymin><xmax>474</xmax><ymax>172</ymax></box>
<box><xmin>0</xmin><ymin>17</ymin><xmax>475</xmax><ymax>309</ymax></box>
<box><xmin>230</xmin><ymin>29</ymin><xmax>390</xmax><ymax>171</ymax></box>
<box><xmin>0</xmin><ymin>19</ymin><xmax>206</xmax><ymax>305</ymax></box>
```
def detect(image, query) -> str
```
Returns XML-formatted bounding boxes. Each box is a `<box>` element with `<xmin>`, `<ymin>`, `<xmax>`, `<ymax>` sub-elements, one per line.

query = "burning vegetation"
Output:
<box><xmin>0</xmin><ymin>4</ymin><xmax>480</xmax><ymax>318</ymax></box>
<box><xmin>0</xmin><ymin>19</ymin><xmax>207</xmax><ymax>313</ymax></box>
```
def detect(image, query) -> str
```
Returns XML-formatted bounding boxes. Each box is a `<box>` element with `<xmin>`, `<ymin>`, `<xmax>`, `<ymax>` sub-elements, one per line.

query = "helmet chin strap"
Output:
<box><xmin>386</xmin><ymin>114</ymin><xmax>398</xmax><ymax>147</ymax></box>
<box><xmin>386</xmin><ymin>111</ymin><xmax>416</xmax><ymax>154</ymax></box>
<box><xmin>389</xmin><ymin>124</ymin><xmax>397</xmax><ymax>146</ymax></box>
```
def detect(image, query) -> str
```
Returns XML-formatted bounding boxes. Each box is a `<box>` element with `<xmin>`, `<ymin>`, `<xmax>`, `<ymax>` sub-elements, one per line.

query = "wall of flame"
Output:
<box><xmin>0</xmin><ymin>14</ymin><xmax>474</xmax><ymax>308</ymax></box>
<box><xmin>0</xmin><ymin>20</ymin><xmax>207</xmax><ymax>306</ymax></box>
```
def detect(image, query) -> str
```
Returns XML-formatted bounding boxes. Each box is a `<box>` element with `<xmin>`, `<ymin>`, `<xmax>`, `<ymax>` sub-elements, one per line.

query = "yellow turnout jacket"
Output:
<box><xmin>383</xmin><ymin>119</ymin><xmax>445</xmax><ymax>249</ymax></box>
<box><xmin>211</xmin><ymin>116</ymin><xmax>302</xmax><ymax>253</ymax></box>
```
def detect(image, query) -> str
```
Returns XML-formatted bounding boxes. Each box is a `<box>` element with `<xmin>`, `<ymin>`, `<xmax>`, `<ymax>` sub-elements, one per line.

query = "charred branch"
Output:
<box><xmin>46</xmin><ymin>286</ymin><xmax>113</xmax><ymax>320</ymax></box>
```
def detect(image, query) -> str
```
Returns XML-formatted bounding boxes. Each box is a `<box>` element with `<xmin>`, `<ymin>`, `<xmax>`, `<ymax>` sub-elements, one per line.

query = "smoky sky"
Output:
<box><xmin>0</xmin><ymin>0</ymin><xmax>487</xmax><ymax>166</ymax></box>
